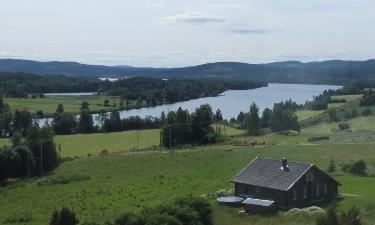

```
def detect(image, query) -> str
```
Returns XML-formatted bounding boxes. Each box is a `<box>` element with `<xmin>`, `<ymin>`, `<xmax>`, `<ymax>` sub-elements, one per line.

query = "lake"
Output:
<box><xmin>38</xmin><ymin>83</ymin><xmax>341</xmax><ymax>126</ymax></box>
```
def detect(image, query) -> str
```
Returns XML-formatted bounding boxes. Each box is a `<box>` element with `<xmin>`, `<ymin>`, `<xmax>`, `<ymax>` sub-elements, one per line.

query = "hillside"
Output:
<box><xmin>1</xmin><ymin>59</ymin><xmax>375</xmax><ymax>84</ymax></box>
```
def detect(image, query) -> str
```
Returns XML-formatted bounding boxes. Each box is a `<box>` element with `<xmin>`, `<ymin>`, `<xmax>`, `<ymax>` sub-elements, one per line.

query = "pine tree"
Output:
<box><xmin>328</xmin><ymin>158</ymin><xmax>336</xmax><ymax>173</ymax></box>
<box><xmin>248</xmin><ymin>103</ymin><xmax>260</xmax><ymax>136</ymax></box>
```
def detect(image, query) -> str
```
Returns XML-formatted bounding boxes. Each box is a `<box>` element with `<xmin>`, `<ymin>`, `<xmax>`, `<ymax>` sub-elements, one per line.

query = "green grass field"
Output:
<box><xmin>1</xmin><ymin>125</ymin><xmax>243</xmax><ymax>158</ymax></box>
<box><xmin>296</xmin><ymin>109</ymin><xmax>325</xmax><ymax>121</ymax></box>
<box><xmin>1</xmin><ymin>143</ymin><xmax>374</xmax><ymax>225</ymax></box>
<box><xmin>55</xmin><ymin>129</ymin><xmax>162</xmax><ymax>157</ymax></box>
<box><xmin>331</xmin><ymin>95</ymin><xmax>362</xmax><ymax>102</ymax></box>
<box><xmin>4</xmin><ymin>95</ymin><xmax>123</xmax><ymax>115</ymax></box>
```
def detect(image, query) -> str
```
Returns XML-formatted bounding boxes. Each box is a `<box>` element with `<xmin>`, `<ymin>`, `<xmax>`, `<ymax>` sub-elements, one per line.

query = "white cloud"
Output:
<box><xmin>163</xmin><ymin>12</ymin><xmax>226</xmax><ymax>25</ymax></box>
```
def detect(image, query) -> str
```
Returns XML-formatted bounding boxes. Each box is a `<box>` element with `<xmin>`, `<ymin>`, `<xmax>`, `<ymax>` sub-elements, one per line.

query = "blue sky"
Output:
<box><xmin>0</xmin><ymin>0</ymin><xmax>374</xmax><ymax>67</ymax></box>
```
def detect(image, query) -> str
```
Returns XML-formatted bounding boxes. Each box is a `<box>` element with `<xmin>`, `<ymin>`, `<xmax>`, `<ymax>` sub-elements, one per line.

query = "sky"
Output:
<box><xmin>0</xmin><ymin>0</ymin><xmax>374</xmax><ymax>67</ymax></box>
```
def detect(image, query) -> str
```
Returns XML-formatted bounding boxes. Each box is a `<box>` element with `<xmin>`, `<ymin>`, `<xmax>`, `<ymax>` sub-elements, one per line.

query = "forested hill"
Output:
<box><xmin>0</xmin><ymin>72</ymin><xmax>266</xmax><ymax>102</ymax></box>
<box><xmin>1</xmin><ymin>59</ymin><xmax>375</xmax><ymax>84</ymax></box>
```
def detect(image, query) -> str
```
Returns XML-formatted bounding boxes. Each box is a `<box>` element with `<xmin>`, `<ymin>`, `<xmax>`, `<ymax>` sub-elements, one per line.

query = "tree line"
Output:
<box><xmin>103</xmin><ymin>77</ymin><xmax>267</xmax><ymax>106</ymax></box>
<box><xmin>0</xmin><ymin>72</ymin><xmax>98</xmax><ymax>98</ymax></box>
<box><xmin>232</xmin><ymin>99</ymin><xmax>301</xmax><ymax>134</ymax></box>
<box><xmin>51</xmin><ymin>102</ymin><xmax>161</xmax><ymax>135</ymax></box>
<box><xmin>161</xmin><ymin>105</ymin><xmax>224</xmax><ymax>148</ymax></box>
<box><xmin>0</xmin><ymin>125</ymin><xmax>59</xmax><ymax>184</ymax></box>
<box><xmin>0</xmin><ymin>72</ymin><xmax>266</xmax><ymax>106</ymax></box>
<box><xmin>0</xmin><ymin>97</ymin><xmax>33</xmax><ymax>137</ymax></box>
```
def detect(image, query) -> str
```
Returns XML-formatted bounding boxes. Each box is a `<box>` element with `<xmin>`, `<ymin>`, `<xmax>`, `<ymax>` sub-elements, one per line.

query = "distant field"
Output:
<box><xmin>331</xmin><ymin>94</ymin><xmax>362</xmax><ymax>102</ymax></box>
<box><xmin>4</xmin><ymin>95</ymin><xmax>122</xmax><ymax>115</ymax></box>
<box><xmin>215</xmin><ymin>124</ymin><xmax>245</xmax><ymax>136</ymax></box>
<box><xmin>1</xmin><ymin>125</ymin><xmax>244</xmax><ymax>158</ymax></box>
<box><xmin>296</xmin><ymin>109</ymin><xmax>325</xmax><ymax>121</ymax></box>
<box><xmin>1</xmin><ymin>143</ymin><xmax>374</xmax><ymax>225</ymax></box>
<box><xmin>55</xmin><ymin>129</ymin><xmax>161</xmax><ymax>157</ymax></box>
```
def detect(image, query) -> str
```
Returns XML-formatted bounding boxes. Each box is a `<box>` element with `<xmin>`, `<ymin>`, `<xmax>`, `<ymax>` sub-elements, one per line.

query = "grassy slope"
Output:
<box><xmin>0</xmin><ymin>144</ymin><xmax>374</xmax><ymax>225</ymax></box>
<box><xmin>55</xmin><ymin>129</ymin><xmax>161</xmax><ymax>157</ymax></box>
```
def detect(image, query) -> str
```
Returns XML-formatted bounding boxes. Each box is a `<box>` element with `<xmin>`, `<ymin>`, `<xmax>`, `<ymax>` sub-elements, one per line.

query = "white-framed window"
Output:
<box><xmin>324</xmin><ymin>184</ymin><xmax>328</xmax><ymax>194</ymax></box>
<box><xmin>316</xmin><ymin>185</ymin><xmax>320</xmax><ymax>196</ymax></box>
<box><xmin>293</xmin><ymin>189</ymin><xmax>298</xmax><ymax>200</ymax></box>
<box><xmin>303</xmin><ymin>187</ymin><xmax>308</xmax><ymax>199</ymax></box>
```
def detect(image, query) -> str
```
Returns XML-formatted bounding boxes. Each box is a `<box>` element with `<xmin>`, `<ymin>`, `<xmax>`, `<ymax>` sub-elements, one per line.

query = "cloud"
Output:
<box><xmin>229</xmin><ymin>28</ymin><xmax>280</xmax><ymax>35</ymax></box>
<box><xmin>163</xmin><ymin>12</ymin><xmax>226</xmax><ymax>25</ymax></box>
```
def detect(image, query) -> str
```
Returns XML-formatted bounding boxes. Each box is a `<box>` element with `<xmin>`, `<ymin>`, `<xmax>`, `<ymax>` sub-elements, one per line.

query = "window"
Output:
<box><xmin>303</xmin><ymin>187</ymin><xmax>308</xmax><ymax>199</ymax></box>
<box><xmin>293</xmin><ymin>189</ymin><xmax>298</xmax><ymax>200</ymax></box>
<box><xmin>316</xmin><ymin>185</ymin><xmax>320</xmax><ymax>196</ymax></box>
<box><xmin>324</xmin><ymin>184</ymin><xmax>328</xmax><ymax>194</ymax></box>
<box><xmin>306</xmin><ymin>173</ymin><xmax>314</xmax><ymax>182</ymax></box>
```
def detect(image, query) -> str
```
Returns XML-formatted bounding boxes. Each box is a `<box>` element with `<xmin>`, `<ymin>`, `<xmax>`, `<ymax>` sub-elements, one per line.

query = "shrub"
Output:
<box><xmin>100</xmin><ymin>149</ymin><xmax>109</xmax><ymax>156</ymax></box>
<box><xmin>328</xmin><ymin>108</ymin><xmax>340</xmax><ymax>122</ymax></box>
<box><xmin>338</xmin><ymin>123</ymin><xmax>350</xmax><ymax>131</ymax></box>
<box><xmin>50</xmin><ymin>208</ymin><xmax>79</xmax><ymax>225</ymax></box>
<box><xmin>328</xmin><ymin>158</ymin><xmax>336</xmax><ymax>173</ymax></box>
<box><xmin>316</xmin><ymin>206</ymin><xmax>339</xmax><ymax>225</ymax></box>
<box><xmin>362</xmin><ymin>108</ymin><xmax>372</xmax><ymax>116</ymax></box>
<box><xmin>340</xmin><ymin>207</ymin><xmax>362</xmax><ymax>225</ymax></box>
<box><xmin>348</xmin><ymin>160</ymin><xmax>367</xmax><ymax>176</ymax></box>
<box><xmin>115</xmin><ymin>197</ymin><xmax>212</xmax><ymax>225</ymax></box>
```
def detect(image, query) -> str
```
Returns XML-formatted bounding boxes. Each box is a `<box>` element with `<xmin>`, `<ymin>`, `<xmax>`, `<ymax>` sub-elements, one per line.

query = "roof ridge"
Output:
<box><xmin>256</xmin><ymin>157</ymin><xmax>313</xmax><ymax>166</ymax></box>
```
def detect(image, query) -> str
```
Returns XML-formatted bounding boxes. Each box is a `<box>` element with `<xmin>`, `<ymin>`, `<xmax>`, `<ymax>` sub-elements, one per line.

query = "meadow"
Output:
<box><xmin>0</xmin><ymin>143</ymin><xmax>374</xmax><ymax>225</ymax></box>
<box><xmin>4</xmin><ymin>95</ymin><xmax>123</xmax><ymax>115</ymax></box>
<box><xmin>0</xmin><ymin>124</ymin><xmax>242</xmax><ymax>158</ymax></box>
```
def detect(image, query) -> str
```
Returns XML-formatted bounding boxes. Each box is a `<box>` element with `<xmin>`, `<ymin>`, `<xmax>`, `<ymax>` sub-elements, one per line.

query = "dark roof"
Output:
<box><xmin>242</xmin><ymin>197</ymin><xmax>275</xmax><ymax>207</ymax></box>
<box><xmin>231</xmin><ymin>157</ymin><xmax>313</xmax><ymax>191</ymax></box>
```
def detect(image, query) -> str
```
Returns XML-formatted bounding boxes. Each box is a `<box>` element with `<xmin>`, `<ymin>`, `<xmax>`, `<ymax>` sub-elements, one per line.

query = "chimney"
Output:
<box><xmin>281</xmin><ymin>157</ymin><xmax>289</xmax><ymax>171</ymax></box>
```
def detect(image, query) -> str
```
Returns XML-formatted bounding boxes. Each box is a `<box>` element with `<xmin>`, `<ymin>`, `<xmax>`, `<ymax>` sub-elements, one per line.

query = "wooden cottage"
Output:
<box><xmin>231</xmin><ymin>157</ymin><xmax>341</xmax><ymax>211</ymax></box>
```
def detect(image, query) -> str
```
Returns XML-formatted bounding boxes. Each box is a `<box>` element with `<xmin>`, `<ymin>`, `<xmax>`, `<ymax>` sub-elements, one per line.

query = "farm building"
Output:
<box><xmin>231</xmin><ymin>157</ymin><xmax>340</xmax><ymax>211</ymax></box>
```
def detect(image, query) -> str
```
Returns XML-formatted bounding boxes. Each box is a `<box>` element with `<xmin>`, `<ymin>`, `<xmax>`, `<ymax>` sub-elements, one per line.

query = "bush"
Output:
<box><xmin>328</xmin><ymin>108</ymin><xmax>340</xmax><ymax>122</ymax></box>
<box><xmin>308</xmin><ymin>136</ymin><xmax>329</xmax><ymax>142</ymax></box>
<box><xmin>328</xmin><ymin>158</ymin><xmax>336</xmax><ymax>173</ymax></box>
<box><xmin>315</xmin><ymin>206</ymin><xmax>363</xmax><ymax>225</ymax></box>
<box><xmin>348</xmin><ymin>160</ymin><xmax>367</xmax><ymax>176</ymax></box>
<box><xmin>100</xmin><ymin>149</ymin><xmax>109</xmax><ymax>156</ymax></box>
<box><xmin>114</xmin><ymin>197</ymin><xmax>212</xmax><ymax>225</ymax></box>
<box><xmin>338</xmin><ymin>123</ymin><xmax>350</xmax><ymax>131</ymax></box>
<box><xmin>362</xmin><ymin>108</ymin><xmax>372</xmax><ymax>116</ymax></box>
<box><xmin>50</xmin><ymin>208</ymin><xmax>79</xmax><ymax>225</ymax></box>
<box><xmin>340</xmin><ymin>207</ymin><xmax>362</xmax><ymax>225</ymax></box>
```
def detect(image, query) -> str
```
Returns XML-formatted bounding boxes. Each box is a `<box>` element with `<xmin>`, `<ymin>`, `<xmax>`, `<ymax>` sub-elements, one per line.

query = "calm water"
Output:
<box><xmin>38</xmin><ymin>83</ymin><xmax>341</xmax><ymax>126</ymax></box>
<box><xmin>115</xmin><ymin>83</ymin><xmax>341</xmax><ymax>120</ymax></box>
